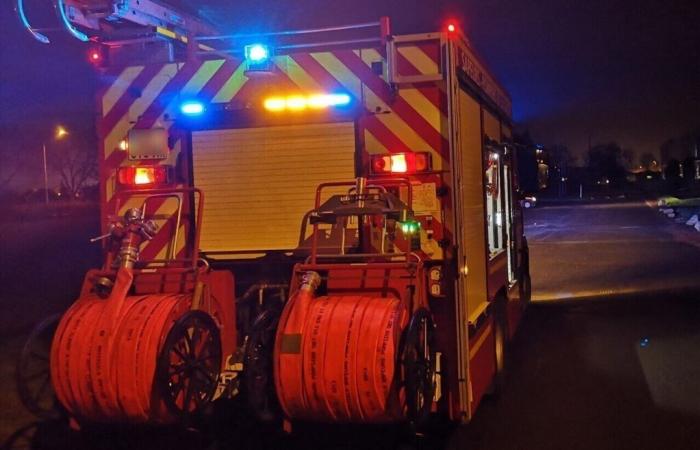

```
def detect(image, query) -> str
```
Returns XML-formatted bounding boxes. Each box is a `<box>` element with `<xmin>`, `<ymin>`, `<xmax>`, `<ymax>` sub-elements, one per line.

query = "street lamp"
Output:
<box><xmin>43</xmin><ymin>125</ymin><xmax>69</xmax><ymax>204</ymax></box>
<box><xmin>56</xmin><ymin>126</ymin><xmax>68</xmax><ymax>139</ymax></box>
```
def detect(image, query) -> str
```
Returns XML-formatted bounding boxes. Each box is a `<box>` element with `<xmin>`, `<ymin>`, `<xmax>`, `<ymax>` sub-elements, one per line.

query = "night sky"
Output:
<box><xmin>1</xmin><ymin>0</ymin><xmax>698</xmax><ymax>173</ymax></box>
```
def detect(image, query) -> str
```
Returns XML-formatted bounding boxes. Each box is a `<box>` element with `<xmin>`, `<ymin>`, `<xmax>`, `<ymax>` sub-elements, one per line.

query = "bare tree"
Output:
<box><xmin>50</xmin><ymin>145</ymin><xmax>98</xmax><ymax>199</ymax></box>
<box><xmin>640</xmin><ymin>152</ymin><xmax>657</xmax><ymax>171</ymax></box>
<box><xmin>586</xmin><ymin>142</ymin><xmax>627</xmax><ymax>187</ymax></box>
<box><xmin>621</xmin><ymin>148</ymin><xmax>635</xmax><ymax>171</ymax></box>
<box><xmin>0</xmin><ymin>151</ymin><xmax>20</xmax><ymax>187</ymax></box>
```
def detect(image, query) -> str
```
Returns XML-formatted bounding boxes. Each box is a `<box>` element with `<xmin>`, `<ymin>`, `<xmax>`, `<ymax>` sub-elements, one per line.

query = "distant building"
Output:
<box><xmin>535</xmin><ymin>146</ymin><xmax>550</xmax><ymax>190</ymax></box>
<box><xmin>515</xmin><ymin>144</ymin><xmax>549</xmax><ymax>193</ymax></box>
<box><xmin>660</xmin><ymin>134</ymin><xmax>700</xmax><ymax>182</ymax></box>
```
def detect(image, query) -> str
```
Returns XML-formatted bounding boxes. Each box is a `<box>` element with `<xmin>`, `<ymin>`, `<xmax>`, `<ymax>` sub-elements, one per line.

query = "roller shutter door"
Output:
<box><xmin>192</xmin><ymin>121</ymin><xmax>356</xmax><ymax>253</ymax></box>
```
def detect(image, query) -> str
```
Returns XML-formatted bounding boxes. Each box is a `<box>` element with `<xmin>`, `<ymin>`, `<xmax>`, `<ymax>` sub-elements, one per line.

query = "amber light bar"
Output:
<box><xmin>263</xmin><ymin>93</ymin><xmax>351</xmax><ymax>112</ymax></box>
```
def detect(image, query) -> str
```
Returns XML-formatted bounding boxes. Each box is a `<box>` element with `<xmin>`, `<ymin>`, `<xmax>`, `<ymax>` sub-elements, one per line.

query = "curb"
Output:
<box><xmin>532</xmin><ymin>285</ymin><xmax>700</xmax><ymax>304</ymax></box>
<box><xmin>646</xmin><ymin>201</ymin><xmax>700</xmax><ymax>250</ymax></box>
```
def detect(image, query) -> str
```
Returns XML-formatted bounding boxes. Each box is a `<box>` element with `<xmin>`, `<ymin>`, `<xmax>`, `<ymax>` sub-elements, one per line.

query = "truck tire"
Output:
<box><xmin>519</xmin><ymin>238</ymin><xmax>532</xmax><ymax>305</ymax></box>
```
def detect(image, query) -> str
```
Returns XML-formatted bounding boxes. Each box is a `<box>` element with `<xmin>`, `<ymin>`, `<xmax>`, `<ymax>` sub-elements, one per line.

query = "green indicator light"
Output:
<box><xmin>400</xmin><ymin>220</ymin><xmax>421</xmax><ymax>235</ymax></box>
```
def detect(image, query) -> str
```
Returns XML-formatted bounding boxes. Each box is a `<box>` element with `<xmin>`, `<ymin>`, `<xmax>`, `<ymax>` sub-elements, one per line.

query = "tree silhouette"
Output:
<box><xmin>0</xmin><ymin>151</ymin><xmax>19</xmax><ymax>188</ymax></box>
<box><xmin>665</xmin><ymin>158</ymin><xmax>681</xmax><ymax>180</ymax></box>
<box><xmin>639</xmin><ymin>152</ymin><xmax>657</xmax><ymax>170</ymax></box>
<box><xmin>586</xmin><ymin>142</ymin><xmax>626</xmax><ymax>187</ymax></box>
<box><xmin>50</xmin><ymin>144</ymin><xmax>98</xmax><ymax>199</ymax></box>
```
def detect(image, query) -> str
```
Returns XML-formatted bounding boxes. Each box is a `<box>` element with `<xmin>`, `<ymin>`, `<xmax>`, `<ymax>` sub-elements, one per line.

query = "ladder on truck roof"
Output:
<box><xmin>15</xmin><ymin>3</ymin><xmax>436</xmax><ymax>94</ymax></box>
<box><xmin>15</xmin><ymin>0</ymin><xmax>218</xmax><ymax>44</ymax></box>
<box><xmin>15</xmin><ymin>1</ymin><xmax>393</xmax><ymax>64</ymax></box>
<box><xmin>15</xmin><ymin>2</ymin><xmax>397</xmax><ymax>67</ymax></box>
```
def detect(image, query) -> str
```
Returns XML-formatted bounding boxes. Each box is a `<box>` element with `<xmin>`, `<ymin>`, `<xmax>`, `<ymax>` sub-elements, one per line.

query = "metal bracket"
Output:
<box><xmin>387</xmin><ymin>32</ymin><xmax>445</xmax><ymax>85</ymax></box>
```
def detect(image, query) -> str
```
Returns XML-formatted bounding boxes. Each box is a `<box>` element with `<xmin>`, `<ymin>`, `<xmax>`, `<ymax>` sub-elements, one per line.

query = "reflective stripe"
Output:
<box><xmin>397</xmin><ymin>45</ymin><xmax>439</xmax><ymax>75</ymax></box>
<box><xmin>100</xmin><ymin>45</ymin><xmax>451</xmax><ymax>260</ymax></box>
<box><xmin>102</xmin><ymin>66</ymin><xmax>144</xmax><ymax>116</ymax></box>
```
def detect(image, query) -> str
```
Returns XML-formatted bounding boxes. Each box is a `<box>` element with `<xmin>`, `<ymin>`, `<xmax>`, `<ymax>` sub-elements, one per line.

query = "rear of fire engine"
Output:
<box><xmin>96</xmin><ymin>19</ymin><xmax>531</xmax><ymax>427</ymax></box>
<box><xmin>15</xmin><ymin>0</ymin><xmax>530</xmax><ymax>432</ymax></box>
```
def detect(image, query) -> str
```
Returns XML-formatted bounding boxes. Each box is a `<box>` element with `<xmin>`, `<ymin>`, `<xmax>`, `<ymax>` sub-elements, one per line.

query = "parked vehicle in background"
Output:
<box><xmin>522</xmin><ymin>195</ymin><xmax>538</xmax><ymax>208</ymax></box>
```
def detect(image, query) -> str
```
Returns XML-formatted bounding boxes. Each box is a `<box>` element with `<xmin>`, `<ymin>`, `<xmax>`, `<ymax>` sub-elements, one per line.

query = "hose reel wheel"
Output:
<box><xmin>244</xmin><ymin>307</ymin><xmax>282</xmax><ymax>423</ymax></box>
<box><xmin>16</xmin><ymin>313</ymin><xmax>63</xmax><ymax>420</ymax></box>
<box><xmin>156</xmin><ymin>310</ymin><xmax>222</xmax><ymax>418</ymax></box>
<box><xmin>400</xmin><ymin>308</ymin><xmax>436</xmax><ymax>426</ymax></box>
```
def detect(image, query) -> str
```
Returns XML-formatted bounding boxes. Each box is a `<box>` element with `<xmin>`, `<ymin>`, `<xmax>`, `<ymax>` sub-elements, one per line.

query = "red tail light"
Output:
<box><xmin>370</xmin><ymin>152</ymin><xmax>431</xmax><ymax>174</ymax></box>
<box><xmin>117</xmin><ymin>166</ymin><xmax>169</xmax><ymax>187</ymax></box>
<box><xmin>88</xmin><ymin>47</ymin><xmax>107</xmax><ymax>66</ymax></box>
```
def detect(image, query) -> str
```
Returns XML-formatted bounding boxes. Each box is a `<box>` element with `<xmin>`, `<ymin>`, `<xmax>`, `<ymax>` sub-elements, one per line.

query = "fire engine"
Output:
<box><xmin>15</xmin><ymin>0</ymin><xmax>531</xmax><ymax>432</ymax></box>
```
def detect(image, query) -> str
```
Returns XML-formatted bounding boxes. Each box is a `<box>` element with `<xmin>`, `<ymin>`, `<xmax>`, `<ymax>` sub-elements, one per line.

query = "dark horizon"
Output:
<box><xmin>2</xmin><ymin>3</ymin><xmax>700</xmax><ymax>448</ymax></box>
<box><xmin>1</xmin><ymin>0</ymin><xmax>699</xmax><ymax>166</ymax></box>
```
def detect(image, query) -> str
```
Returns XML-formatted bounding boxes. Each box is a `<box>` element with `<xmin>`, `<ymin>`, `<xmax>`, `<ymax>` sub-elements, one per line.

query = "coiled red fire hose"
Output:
<box><xmin>50</xmin><ymin>268</ymin><xmax>193</xmax><ymax>423</ymax></box>
<box><xmin>274</xmin><ymin>273</ymin><xmax>409</xmax><ymax>423</ymax></box>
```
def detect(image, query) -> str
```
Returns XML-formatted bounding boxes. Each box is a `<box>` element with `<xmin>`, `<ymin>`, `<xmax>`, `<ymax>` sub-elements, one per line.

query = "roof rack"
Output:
<box><xmin>15</xmin><ymin>0</ymin><xmax>218</xmax><ymax>44</ymax></box>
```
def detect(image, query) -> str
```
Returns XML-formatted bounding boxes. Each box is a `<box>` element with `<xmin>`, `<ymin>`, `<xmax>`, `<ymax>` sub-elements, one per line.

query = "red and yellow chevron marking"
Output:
<box><xmin>114</xmin><ymin>195</ymin><xmax>188</xmax><ymax>262</ymax></box>
<box><xmin>99</xmin><ymin>41</ymin><xmax>450</xmax><ymax>260</ymax></box>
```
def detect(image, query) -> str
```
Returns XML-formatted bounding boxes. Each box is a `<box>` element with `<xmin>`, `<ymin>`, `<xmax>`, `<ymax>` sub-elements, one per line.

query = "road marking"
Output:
<box><xmin>531</xmin><ymin>239</ymin><xmax>675</xmax><ymax>245</ymax></box>
<box><xmin>533</xmin><ymin>283</ymin><xmax>700</xmax><ymax>302</ymax></box>
<box><xmin>533</xmin><ymin>201</ymin><xmax>648</xmax><ymax>210</ymax></box>
<box><xmin>527</xmin><ymin>225</ymin><xmax>647</xmax><ymax>230</ymax></box>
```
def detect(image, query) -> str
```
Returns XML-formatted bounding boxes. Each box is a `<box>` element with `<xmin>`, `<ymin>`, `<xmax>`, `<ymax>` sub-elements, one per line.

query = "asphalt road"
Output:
<box><xmin>526</xmin><ymin>201</ymin><xmax>700</xmax><ymax>300</ymax></box>
<box><xmin>0</xmin><ymin>208</ymin><xmax>101</xmax><ymax>336</ymax></box>
<box><xmin>2</xmin><ymin>201</ymin><xmax>700</xmax><ymax>450</ymax></box>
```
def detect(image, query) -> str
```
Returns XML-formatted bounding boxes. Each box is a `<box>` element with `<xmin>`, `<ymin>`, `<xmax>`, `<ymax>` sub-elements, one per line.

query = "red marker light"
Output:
<box><xmin>88</xmin><ymin>48</ymin><xmax>103</xmax><ymax>65</ymax></box>
<box><xmin>117</xmin><ymin>166</ymin><xmax>169</xmax><ymax>187</ymax></box>
<box><xmin>370</xmin><ymin>152</ymin><xmax>431</xmax><ymax>174</ymax></box>
<box><xmin>447</xmin><ymin>23</ymin><xmax>456</xmax><ymax>33</ymax></box>
<box><xmin>87</xmin><ymin>47</ymin><xmax>107</xmax><ymax>66</ymax></box>
<box><xmin>371</xmin><ymin>155</ymin><xmax>387</xmax><ymax>173</ymax></box>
